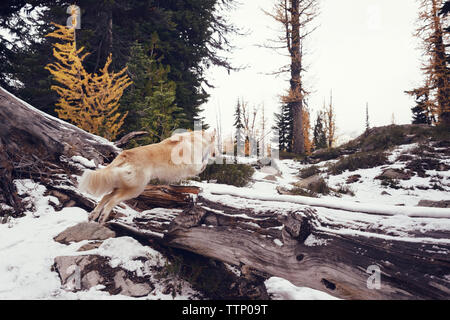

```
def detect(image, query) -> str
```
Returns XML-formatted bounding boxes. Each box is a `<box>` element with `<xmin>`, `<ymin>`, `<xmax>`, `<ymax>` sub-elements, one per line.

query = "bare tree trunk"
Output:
<box><xmin>431</xmin><ymin>0</ymin><xmax>450</xmax><ymax>126</ymax></box>
<box><xmin>290</xmin><ymin>0</ymin><xmax>305</xmax><ymax>155</ymax></box>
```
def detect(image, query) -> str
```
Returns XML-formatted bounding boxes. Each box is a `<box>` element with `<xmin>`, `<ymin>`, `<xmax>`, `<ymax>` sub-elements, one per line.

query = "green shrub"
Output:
<box><xmin>310</xmin><ymin>148</ymin><xmax>341</xmax><ymax>161</ymax></box>
<box><xmin>310</xmin><ymin>177</ymin><xmax>331</xmax><ymax>195</ymax></box>
<box><xmin>287</xmin><ymin>187</ymin><xmax>317</xmax><ymax>198</ymax></box>
<box><xmin>380</xmin><ymin>178</ymin><xmax>401</xmax><ymax>189</ymax></box>
<box><xmin>279</xmin><ymin>151</ymin><xmax>306</xmax><ymax>161</ymax></box>
<box><xmin>328</xmin><ymin>151</ymin><xmax>388</xmax><ymax>175</ymax></box>
<box><xmin>335</xmin><ymin>184</ymin><xmax>355</xmax><ymax>196</ymax></box>
<box><xmin>290</xmin><ymin>177</ymin><xmax>330</xmax><ymax>197</ymax></box>
<box><xmin>199</xmin><ymin>163</ymin><xmax>255</xmax><ymax>187</ymax></box>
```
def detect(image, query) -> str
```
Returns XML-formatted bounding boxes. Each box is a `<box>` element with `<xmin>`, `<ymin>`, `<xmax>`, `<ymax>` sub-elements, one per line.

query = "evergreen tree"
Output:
<box><xmin>233</xmin><ymin>99</ymin><xmax>245</xmax><ymax>157</ymax></box>
<box><xmin>411</xmin><ymin>90</ymin><xmax>434</xmax><ymax>124</ymax></box>
<box><xmin>313</xmin><ymin>111</ymin><xmax>327</xmax><ymax>150</ymax></box>
<box><xmin>234</xmin><ymin>99</ymin><xmax>244</xmax><ymax>138</ymax></box>
<box><xmin>121</xmin><ymin>41</ymin><xmax>187</xmax><ymax>145</ymax></box>
<box><xmin>323</xmin><ymin>92</ymin><xmax>337</xmax><ymax>149</ymax></box>
<box><xmin>273</xmin><ymin>104</ymin><xmax>293</xmax><ymax>152</ymax></box>
<box><xmin>365</xmin><ymin>103</ymin><xmax>370</xmax><ymax>132</ymax></box>
<box><xmin>273</xmin><ymin>107</ymin><xmax>287</xmax><ymax>152</ymax></box>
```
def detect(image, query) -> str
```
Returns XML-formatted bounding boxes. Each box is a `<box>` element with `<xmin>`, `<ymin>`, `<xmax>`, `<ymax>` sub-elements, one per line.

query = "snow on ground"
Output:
<box><xmin>268</xmin><ymin>143</ymin><xmax>450</xmax><ymax>208</ymax></box>
<box><xmin>265</xmin><ymin>277</ymin><xmax>340</xmax><ymax>300</ymax></box>
<box><xmin>196</xmin><ymin>181</ymin><xmax>450</xmax><ymax>219</ymax></box>
<box><xmin>0</xmin><ymin>179</ymin><xmax>197</xmax><ymax>300</ymax></box>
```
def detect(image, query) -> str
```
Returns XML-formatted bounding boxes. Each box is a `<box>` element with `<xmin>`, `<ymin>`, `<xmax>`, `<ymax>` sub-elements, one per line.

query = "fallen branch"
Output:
<box><xmin>114</xmin><ymin>131</ymin><xmax>149</xmax><ymax>148</ymax></box>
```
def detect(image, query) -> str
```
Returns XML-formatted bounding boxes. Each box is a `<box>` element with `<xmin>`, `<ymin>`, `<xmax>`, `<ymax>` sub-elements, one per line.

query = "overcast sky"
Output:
<box><xmin>201</xmin><ymin>0</ymin><xmax>424</xmax><ymax>143</ymax></box>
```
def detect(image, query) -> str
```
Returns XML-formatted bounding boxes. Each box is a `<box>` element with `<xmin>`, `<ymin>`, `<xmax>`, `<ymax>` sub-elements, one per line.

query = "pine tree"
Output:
<box><xmin>411</xmin><ymin>89</ymin><xmax>434</xmax><ymax>124</ymax></box>
<box><xmin>313</xmin><ymin>111</ymin><xmax>327</xmax><ymax>150</ymax></box>
<box><xmin>234</xmin><ymin>98</ymin><xmax>244</xmax><ymax>142</ymax></box>
<box><xmin>273</xmin><ymin>104</ymin><xmax>293</xmax><ymax>152</ymax></box>
<box><xmin>45</xmin><ymin>23</ymin><xmax>131</xmax><ymax>140</ymax></box>
<box><xmin>365</xmin><ymin>103</ymin><xmax>370</xmax><ymax>132</ymax></box>
<box><xmin>141</xmin><ymin>78</ymin><xmax>185</xmax><ymax>143</ymax></box>
<box><xmin>120</xmin><ymin>40</ymin><xmax>187</xmax><ymax>144</ymax></box>
<box><xmin>323</xmin><ymin>92</ymin><xmax>337</xmax><ymax>149</ymax></box>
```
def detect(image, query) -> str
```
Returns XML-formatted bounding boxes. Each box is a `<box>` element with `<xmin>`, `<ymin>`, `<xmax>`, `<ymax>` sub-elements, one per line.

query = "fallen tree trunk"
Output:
<box><xmin>110</xmin><ymin>195</ymin><xmax>450</xmax><ymax>300</ymax></box>
<box><xmin>0</xmin><ymin>87</ymin><xmax>119</xmax><ymax>167</ymax></box>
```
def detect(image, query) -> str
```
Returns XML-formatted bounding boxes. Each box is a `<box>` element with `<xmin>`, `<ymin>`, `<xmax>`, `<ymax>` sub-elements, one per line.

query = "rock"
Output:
<box><xmin>295</xmin><ymin>174</ymin><xmax>322</xmax><ymax>189</ymax></box>
<box><xmin>263</xmin><ymin>175</ymin><xmax>278</xmax><ymax>181</ymax></box>
<box><xmin>53</xmin><ymin>254</ymin><xmax>153</xmax><ymax>297</ymax></box>
<box><xmin>381</xmin><ymin>191</ymin><xmax>391</xmax><ymax>196</ymax></box>
<box><xmin>53</xmin><ymin>255</ymin><xmax>103</xmax><ymax>290</ymax></box>
<box><xmin>346</xmin><ymin>174</ymin><xmax>361</xmax><ymax>184</ymax></box>
<box><xmin>54</xmin><ymin>222</ymin><xmax>116</xmax><ymax>244</ymax></box>
<box><xmin>82</xmin><ymin>270</ymin><xmax>104</xmax><ymax>289</ymax></box>
<box><xmin>376</xmin><ymin>168</ymin><xmax>412</xmax><ymax>181</ymax></box>
<box><xmin>114</xmin><ymin>270</ymin><xmax>152</xmax><ymax>297</ymax></box>
<box><xmin>77</xmin><ymin>241</ymin><xmax>103</xmax><ymax>252</ymax></box>
<box><xmin>417</xmin><ymin>200</ymin><xmax>450</xmax><ymax>208</ymax></box>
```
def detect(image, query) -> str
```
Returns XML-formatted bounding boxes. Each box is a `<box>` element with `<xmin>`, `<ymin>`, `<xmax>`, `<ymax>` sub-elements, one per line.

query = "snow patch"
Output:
<box><xmin>71</xmin><ymin>156</ymin><xmax>96</xmax><ymax>169</ymax></box>
<box><xmin>304</xmin><ymin>235</ymin><xmax>329</xmax><ymax>247</ymax></box>
<box><xmin>265</xmin><ymin>277</ymin><xmax>340</xmax><ymax>300</ymax></box>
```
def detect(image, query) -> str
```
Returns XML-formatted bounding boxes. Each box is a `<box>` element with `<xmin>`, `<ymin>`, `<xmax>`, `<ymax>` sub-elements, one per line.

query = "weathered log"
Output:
<box><xmin>0</xmin><ymin>87</ymin><xmax>119</xmax><ymax>166</ymax></box>
<box><xmin>0</xmin><ymin>138</ymin><xmax>25</xmax><ymax>217</ymax></box>
<box><xmin>109</xmin><ymin>195</ymin><xmax>450</xmax><ymax>300</ymax></box>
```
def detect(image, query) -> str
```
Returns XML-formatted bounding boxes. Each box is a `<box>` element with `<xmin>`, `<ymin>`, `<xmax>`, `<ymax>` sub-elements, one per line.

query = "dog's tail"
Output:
<box><xmin>78</xmin><ymin>167</ymin><xmax>117</xmax><ymax>197</ymax></box>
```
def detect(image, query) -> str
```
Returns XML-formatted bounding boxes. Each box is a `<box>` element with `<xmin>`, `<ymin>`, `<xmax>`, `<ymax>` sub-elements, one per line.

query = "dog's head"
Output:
<box><xmin>202</xmin><ymin>129</ymin><xmax>217</xmax><ymax>157</ymax></box>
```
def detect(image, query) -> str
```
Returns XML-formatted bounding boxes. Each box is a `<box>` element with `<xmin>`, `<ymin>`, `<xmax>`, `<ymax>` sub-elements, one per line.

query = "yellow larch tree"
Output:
<box><xmin>45</xmin><ymin>23</ymin><xmax>131</xmax><ymax>140</ymax></box>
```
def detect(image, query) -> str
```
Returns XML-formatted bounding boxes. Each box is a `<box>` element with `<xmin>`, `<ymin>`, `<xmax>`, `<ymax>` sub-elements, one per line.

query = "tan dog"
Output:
<box><xmin>78</xmin><ymin>130</ymin><xmax>216</xmax><ymax>223</ymax></box>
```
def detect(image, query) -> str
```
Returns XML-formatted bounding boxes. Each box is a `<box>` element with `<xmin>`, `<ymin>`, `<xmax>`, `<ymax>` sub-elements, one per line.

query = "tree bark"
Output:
<box><xmin>290</xmin><ymin>0</ymin><xmax>305</xmax><ymax>154</ymax></box>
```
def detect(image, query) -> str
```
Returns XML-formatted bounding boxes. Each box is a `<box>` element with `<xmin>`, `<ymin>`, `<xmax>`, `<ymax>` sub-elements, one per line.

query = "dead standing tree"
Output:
<box><xmin>262</xmin><ymin>0</ymin><xmax>319</xmax><ymax>154</ymax></box>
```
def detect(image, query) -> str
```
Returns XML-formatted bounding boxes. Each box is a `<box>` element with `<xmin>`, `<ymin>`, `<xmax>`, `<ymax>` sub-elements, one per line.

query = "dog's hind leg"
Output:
<box><xmin>97</xmin><ymin>187</ymin><xmax>143</xmax><ymax>224</ymax></box>
<box><xmin>89</xmin><ymin>189</ymin><xmax>117</xmax><ymax>222</ymax></box>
